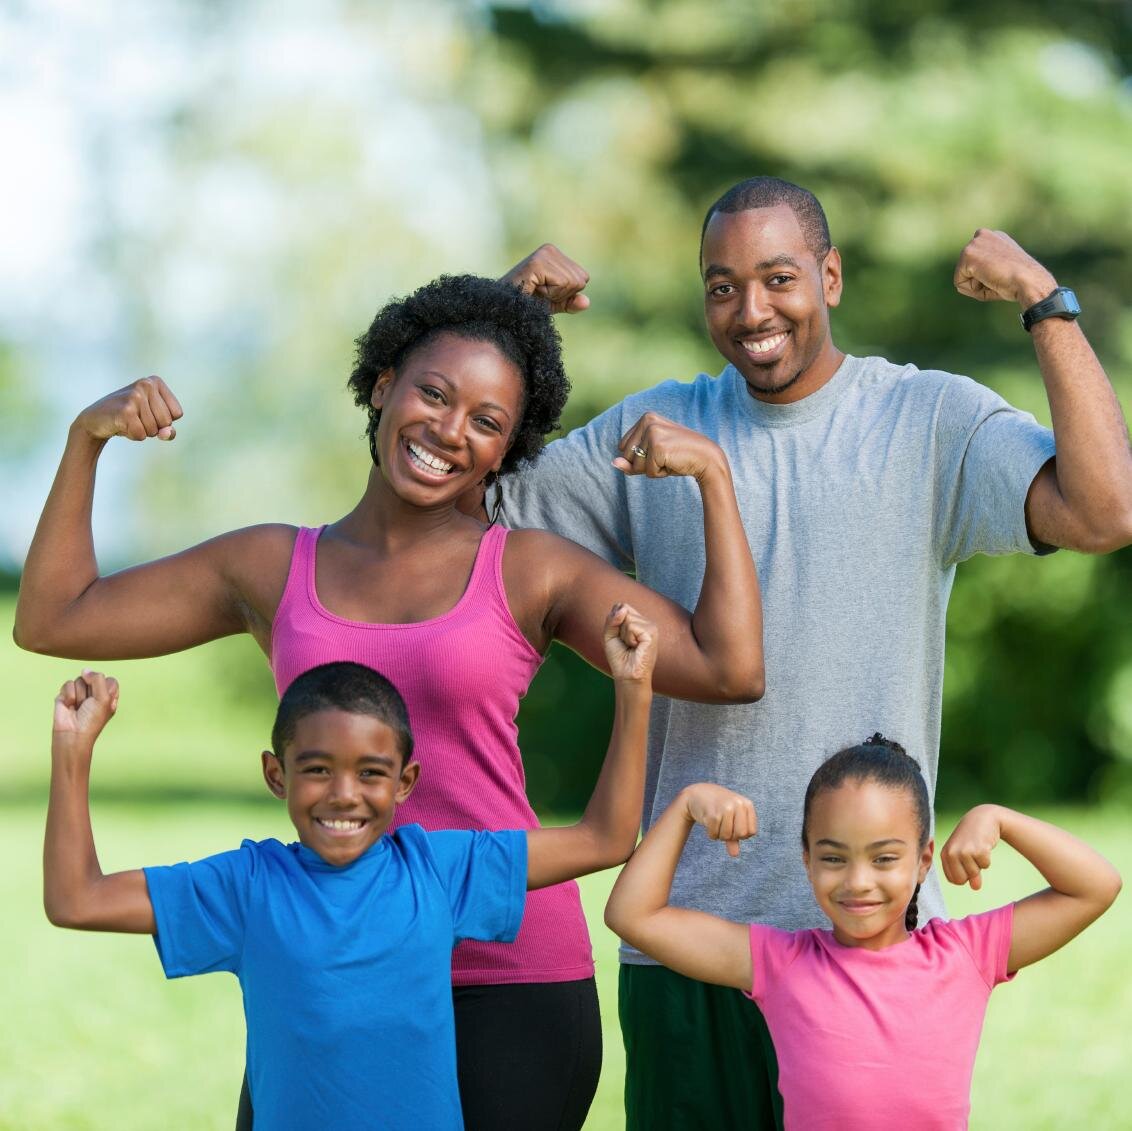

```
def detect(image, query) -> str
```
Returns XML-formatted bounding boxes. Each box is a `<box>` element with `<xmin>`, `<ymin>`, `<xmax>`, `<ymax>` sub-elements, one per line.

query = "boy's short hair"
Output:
<box><xmin>271</xmin><ymin>662</ymin><xmax>414</xmax><ymax>765</ymax></box>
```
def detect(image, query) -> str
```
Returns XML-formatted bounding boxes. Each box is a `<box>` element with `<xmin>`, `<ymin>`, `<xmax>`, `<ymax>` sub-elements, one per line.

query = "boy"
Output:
<box><xmin>44</xmin><ymin>603</ymin><xmax>656</xmax><ymax>1129</ymax></box>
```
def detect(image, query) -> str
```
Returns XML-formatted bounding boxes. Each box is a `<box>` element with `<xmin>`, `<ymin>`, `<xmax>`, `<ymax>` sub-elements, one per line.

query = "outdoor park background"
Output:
<box><xmin>1</xmin><ymin>2</ymin><xmax>1130</xmax><ymax>1127</ymax></box>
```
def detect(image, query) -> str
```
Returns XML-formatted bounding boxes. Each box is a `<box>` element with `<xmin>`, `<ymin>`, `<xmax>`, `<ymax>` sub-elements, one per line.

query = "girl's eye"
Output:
<box><xmin>820</xmin><ymin>855</ymin><xmax>844</xmax><ymax>865</ymax></box>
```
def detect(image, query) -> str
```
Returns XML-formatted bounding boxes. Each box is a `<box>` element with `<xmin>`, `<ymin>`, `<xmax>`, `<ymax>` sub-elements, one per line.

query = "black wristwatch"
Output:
<box><xmin>1020</xmin><ymin>286</ymin><xmax>1080</xmax><ymax>332</ymax></box>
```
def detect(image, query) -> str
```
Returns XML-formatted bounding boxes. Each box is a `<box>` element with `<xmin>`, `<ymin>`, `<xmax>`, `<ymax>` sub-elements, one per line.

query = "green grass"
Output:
<box><xmin>3</xmin><ymin>601</ymin><xmax>1131</xmax><ymax>1128</ymax></box>
<box><xmin>2</xmin><ymin>801</ymin><xmax>1128</xmax><ymax>1130</ymax></box>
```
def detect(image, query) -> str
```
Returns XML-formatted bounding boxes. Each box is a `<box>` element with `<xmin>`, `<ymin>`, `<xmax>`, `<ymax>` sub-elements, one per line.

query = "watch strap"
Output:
<box><xmin>1020</xmin><ymin>287</ymin><xmax>1080</xmax><ymax>332</ymax></box>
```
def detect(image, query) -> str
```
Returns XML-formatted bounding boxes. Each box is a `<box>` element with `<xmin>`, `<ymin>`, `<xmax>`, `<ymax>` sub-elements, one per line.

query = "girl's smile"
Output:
<box><xmin>804</xmin><ymin>779</ymin><xmax>933</xmax><ymax>951</ymax></box>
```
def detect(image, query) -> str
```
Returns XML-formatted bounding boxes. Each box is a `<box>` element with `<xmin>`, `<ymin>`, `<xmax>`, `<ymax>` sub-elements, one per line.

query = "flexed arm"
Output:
<box><xmin>520</xmin><ymin>413</ymin><xmax>763</xmax><ymax>703</ymax></box>
<box><xmin>526</xmin><ymin>604</ymin><xmax>654</xmax><ymax>889</ymax></box>
<box><xmin>604</xmin><ymin>783</ymin><xmax>756</xmax><ymax>990</ymax></box>
<box><xmin>954</xmin><ymin>229</ymin><xmax>1132</xmax><ymax>553</ymax></box>
<box><xmin>44</xmin><ymin>671</ymin><xmax>155</xmax><ymax>933</ymax></box>
<box><xmin>941</xmin><ymin>803</ymin><xmax>1121</xmax><ymax>974</ymax></box>
<box><xmin>14</xmin><ymin>378</ymin><xmax>285</xmax><ymax>659</ymax></box>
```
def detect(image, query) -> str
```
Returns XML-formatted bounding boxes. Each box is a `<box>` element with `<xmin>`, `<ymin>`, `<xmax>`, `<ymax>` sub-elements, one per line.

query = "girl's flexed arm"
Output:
<box><xmin>44</xmin><ymin>671</ymin><xmax>155</xmax><ymax>933</ymax></box>
<box><xmin>604</xmin><ymin>784</ymin><xmax>755</xmax><ymax>991</ymax></box>
<box><xmin>941</xmin><ymin>804</ymin><xmax>1121</xmax><ymax>974</ymax></box>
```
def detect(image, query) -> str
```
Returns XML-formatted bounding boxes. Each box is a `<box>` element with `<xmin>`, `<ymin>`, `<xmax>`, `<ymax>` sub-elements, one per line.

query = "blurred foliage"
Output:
<box><xmin>5</xmin><ymin>1</ymin><xmax>1132</xmax><ymax>813</ymax></box>
<box><xmin>465</xmin><ymin>0</ymin><xmax>1132</xmax><ymax>812</ymax></box>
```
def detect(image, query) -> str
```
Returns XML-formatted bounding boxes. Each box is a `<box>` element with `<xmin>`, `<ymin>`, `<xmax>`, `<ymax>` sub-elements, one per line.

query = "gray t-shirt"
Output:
<box><xmin>499</xmin><ymin>355</ymin><xmax>1055</xmax><ymax>961</ymax></box>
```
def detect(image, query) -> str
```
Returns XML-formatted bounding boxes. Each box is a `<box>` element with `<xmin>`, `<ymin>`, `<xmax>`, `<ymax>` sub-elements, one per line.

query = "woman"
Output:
<box><xmin>17</xmin><ymin>274</ymin><xmax>763</xmax><ymax>1129</ymax></box>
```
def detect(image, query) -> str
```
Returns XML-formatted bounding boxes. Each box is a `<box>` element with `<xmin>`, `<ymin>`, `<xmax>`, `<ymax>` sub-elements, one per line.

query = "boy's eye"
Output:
<box><xmin>302</xmin><ymin>765</ymin><xmax>330</xmax><ymax>776</ymax></box>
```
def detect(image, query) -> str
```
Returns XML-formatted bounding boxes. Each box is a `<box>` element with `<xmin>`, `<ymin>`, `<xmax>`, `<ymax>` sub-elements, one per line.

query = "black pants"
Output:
<box><xmin>235</xmin><ymin>976</ymin><xmax>602</xmax><ymax>1131</ymax></box>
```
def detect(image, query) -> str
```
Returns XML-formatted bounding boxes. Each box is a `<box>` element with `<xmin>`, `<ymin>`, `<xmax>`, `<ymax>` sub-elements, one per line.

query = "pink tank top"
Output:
<box><xmin>270</xmin><ymin>524</ymin><xmax>594</xmax><ymax>985</ymax></box>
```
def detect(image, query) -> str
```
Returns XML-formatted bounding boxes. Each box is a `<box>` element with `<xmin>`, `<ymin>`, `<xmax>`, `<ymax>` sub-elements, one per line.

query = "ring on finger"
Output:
<box><xmin>630</xmin><ymin>444</ymin><xmax>648</xmax><ymax>459</ymax></box>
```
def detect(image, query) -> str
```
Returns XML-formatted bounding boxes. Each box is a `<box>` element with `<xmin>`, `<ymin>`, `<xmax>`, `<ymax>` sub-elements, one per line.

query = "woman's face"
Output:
<box><xmin>370</xmin><ymin>331</ymin><xmax>524</xmax><ymax>508</ymax></box>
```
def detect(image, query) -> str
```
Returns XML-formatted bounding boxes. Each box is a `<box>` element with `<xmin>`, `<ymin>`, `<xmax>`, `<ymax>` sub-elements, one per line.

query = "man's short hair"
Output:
<box><xmin>271</xmin><ymin>662</ymin><xmax>414</xmax><ymax>765</ymax></box>
<box><xmin>701</xmin><ymin>177</ymin><xmax>832</xmax><ymax>261</ymax></box>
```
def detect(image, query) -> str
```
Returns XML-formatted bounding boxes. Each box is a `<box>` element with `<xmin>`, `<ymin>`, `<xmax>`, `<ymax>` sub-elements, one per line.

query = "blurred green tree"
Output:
<box><xmin>466</xmin><ymin>0</ymin><xmax>1132</xmax><ymax>811</ymax></box>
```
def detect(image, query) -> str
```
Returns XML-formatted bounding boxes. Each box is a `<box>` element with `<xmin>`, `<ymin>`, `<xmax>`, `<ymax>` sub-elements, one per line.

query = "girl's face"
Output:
<box><xmin>803</xmin><ymin>779</ymin><xmax>933</xmax><ymax>950</ymax></box>
<box><xmin>370</xmin><ymin>331</ymin><xmax>523</xmax><ymax>508</ymax></box>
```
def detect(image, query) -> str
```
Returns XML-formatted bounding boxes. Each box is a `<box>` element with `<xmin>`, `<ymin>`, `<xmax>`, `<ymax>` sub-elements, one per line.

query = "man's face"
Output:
<box><xmin>701</xmin><ymin>205</ymin><xmax>843</xmax><ymax>403</ymax></box>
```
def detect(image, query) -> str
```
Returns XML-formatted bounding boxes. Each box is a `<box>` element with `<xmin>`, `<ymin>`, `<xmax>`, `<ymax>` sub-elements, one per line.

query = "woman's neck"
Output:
<box><xmin>332</xmin><ymin>466</ymin><xmax>483</xmax><ymax>553</ymax></box>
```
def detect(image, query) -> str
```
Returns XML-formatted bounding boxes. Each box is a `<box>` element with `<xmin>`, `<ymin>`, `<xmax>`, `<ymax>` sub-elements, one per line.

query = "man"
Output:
<box><xmin>496</xmin><ymin>177</ymin><xmax>1132</xmax><ymax>1129</ymax></box>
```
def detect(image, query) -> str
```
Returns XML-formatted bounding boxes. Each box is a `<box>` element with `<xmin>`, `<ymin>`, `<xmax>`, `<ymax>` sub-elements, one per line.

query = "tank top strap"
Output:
<box><xmin>280</xmin><ymin>525</ymin><xmax>324</xmax><ymax>615</ymax></box>
<box><xmin>468</xmin><ymin>522</ymin><xmax>510</xmax><ymax>614</ymax></box>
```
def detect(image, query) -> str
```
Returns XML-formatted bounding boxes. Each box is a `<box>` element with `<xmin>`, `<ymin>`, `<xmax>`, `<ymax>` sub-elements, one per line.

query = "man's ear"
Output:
<box><xmin>262</xmin><ymin>750</ymin><xmax>287</xmax><ymax>800</ymax></box>
<box><xmin>395</xmin><ymin>760</ymin><xmax>421</xmax><ymax>804</ymax></box>
<box><xmin>370</xmin><ymin>367</ymin><xmax>395</xmax><ymax>409</ymax></box>
<box><xmin>822</xmin><ymin>246</ymin><xmax>843</xmax><ymax>309</ymax></box>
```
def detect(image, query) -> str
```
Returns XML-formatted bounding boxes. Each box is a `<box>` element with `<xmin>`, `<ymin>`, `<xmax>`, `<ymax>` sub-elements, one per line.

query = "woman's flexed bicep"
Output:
<box><xmin>509</xmin><ymin>529</ymin><xmax>761</xmax><ymax>703</ymax></box>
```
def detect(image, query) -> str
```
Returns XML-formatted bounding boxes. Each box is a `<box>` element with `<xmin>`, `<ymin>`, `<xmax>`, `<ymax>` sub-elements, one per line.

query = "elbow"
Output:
<box><xmin>1099</xmin><ymin>865</ymin><xmax>1123</xmax><ymax>912</ymax></box>
<box><xmin>716</xmin><ymin>664</ymin><xmax>765</xmax><ymax>704</ymax></box>
<box><xmin>1072</xmin><ymin>505</ymin><xmax>1132</xmax><ymax>555</ymax></box>
<box><xmin>44</xmin><ymin>896</ymin><xmax>83</xmax><ymax>930</ymax></box>
<box><xmin>12</xmin><ymin>603</ymin><xmax>58</xmax><ymax>655</ymax></box>
<box><xmin>604</xmin><ymin>899</ymin><xmax>628</xmax><ymax>939</ymax></box>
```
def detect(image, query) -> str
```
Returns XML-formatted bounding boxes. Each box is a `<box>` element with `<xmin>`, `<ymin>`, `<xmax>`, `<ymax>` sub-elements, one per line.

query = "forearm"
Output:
<box><xmin>44</xmin><ymin>745</ymin><xmax>105</xmax><ymax>927</ymax></box>
<box><xmin>527</xmin><ymin>680</ymin><xmax>651</xmax><ymax>889</ymax></box>
<box><xmin>1029</xmin><ymin>318</ymin><xmax>1132</xmax><ymax>550</ymax></box>
<box><xmin>689</xmin><ymin>460</ymin><xmax>764</xmax><ymax>700</ymax></box>
<box><xmin>14</xmin><ymin>427</ymin><xmax>107</xmax><ymax>652</ymax></box>
<box><xmin>994</xmin><ymin>804</ymin><xmax>1122</xmax><ymax>908</ymax></box>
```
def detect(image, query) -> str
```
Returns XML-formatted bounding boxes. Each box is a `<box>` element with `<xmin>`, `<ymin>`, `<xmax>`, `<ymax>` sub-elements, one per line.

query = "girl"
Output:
<box><xmin>15</xmin><ymin>274</ymin><xmax>763</xmax><ymax>1130</ymax></box>
<box><xmin>605</xmin><ymin>735</ymin><xmax>1121</xmax><ymax>1131</ymax></box>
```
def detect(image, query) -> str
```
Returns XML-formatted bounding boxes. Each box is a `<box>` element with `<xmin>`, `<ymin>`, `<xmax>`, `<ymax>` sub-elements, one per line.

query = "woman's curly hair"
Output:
<box><xmin>347</xmin><ymin>274</ymin><xmax>570</xmax><ymax>480</ymax></box>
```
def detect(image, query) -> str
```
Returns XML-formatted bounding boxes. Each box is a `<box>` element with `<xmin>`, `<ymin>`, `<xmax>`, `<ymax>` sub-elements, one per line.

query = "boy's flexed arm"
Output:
<box><xmin>604</xmin><ymin>784</ymin><xmax>755</xmax><ymax>991</ymax></box>
<box><xmin>44</xmin><ymin>672</ymin><xmax>155</xmax><ymax>932</ymax></box>
<box><xmin>941</xmin><ymin>804</ymin><xmax>1121</xmax><ymax>974</ymax></box>
<box><xmin>525</xmin><ymin>604</ymin><xmax>656</xmax><ymax>890</ymax></box>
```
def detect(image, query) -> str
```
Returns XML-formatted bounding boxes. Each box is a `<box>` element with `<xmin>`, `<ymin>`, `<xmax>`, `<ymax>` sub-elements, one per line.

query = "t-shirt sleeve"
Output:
<box><xmin>496</xmin><ymin>404</ymin><xmax>634</xmax><ymax>571</ymax></box>
<box><xmin>143</xmin><ymin>842</ymin><xmax>255</xmax><ymax>979</ymax></box>
<box><xmin>426</xmin><ymin>829</ymin><xmax>527</xmax><ymax>945</ymax></box>
<box><xmin>744</xmin><ymin>922</ymin><xmax>805</xmax><ymax>1005</ymax></box>
<box><xmin>932</xmin><ymin>374</ymin><xmax>1055</xmax><ymax>565</ymax></box>
<box><xmin>945</xmin><ymin>904</ymin><xmax>1017</xmax><ymax>988</ymax></box>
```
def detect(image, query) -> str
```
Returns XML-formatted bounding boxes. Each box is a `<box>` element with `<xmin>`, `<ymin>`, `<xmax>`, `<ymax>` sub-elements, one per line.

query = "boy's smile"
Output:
<box><xmin>262</xmin><ymin>708</ymin><xmax>419</xmax><ymax>867</ymax></box>
<box><xmin>803</xmin><ymin>780</ymin><xmax>933</xmax><ymax>951</ymax></box>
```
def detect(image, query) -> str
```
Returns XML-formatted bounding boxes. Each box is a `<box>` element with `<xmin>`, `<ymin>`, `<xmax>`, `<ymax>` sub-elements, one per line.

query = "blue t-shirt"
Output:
<box><xmin>144</xmin><ymin>825</ymin><xmax>526</xmax><ymax>1130</ymax></box>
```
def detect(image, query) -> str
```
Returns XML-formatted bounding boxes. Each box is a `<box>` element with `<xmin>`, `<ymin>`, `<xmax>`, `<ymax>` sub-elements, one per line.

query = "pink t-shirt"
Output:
<box><xmin>746</xmin><ymin>905</ymin><xmax>1015</xmax><ymax>1130</ymax></box>
<box><xmin>271</xmin><ymin>524</ymin><xmax>594</xmax><ymax>986</ymax></box>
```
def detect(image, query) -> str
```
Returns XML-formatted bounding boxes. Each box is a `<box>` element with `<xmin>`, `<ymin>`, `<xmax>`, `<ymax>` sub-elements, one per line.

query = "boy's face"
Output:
<box><xmin>262</xmin><ymin>708</ymin><xmax>419</xmax><ymax>867</ymax></box>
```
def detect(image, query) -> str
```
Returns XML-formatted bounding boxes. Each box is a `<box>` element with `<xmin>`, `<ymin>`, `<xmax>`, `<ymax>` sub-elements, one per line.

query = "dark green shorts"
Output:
<box><xmin>618</xmin><ymin>963</ymin><xmax>783</xmax><ymax>1130</ymax></box>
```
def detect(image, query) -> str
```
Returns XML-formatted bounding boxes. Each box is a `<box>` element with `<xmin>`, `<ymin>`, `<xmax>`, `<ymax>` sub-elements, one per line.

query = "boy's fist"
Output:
<box><xmin>603</xmin><ymin>603</ymin><xmax>658</xmax><ymax>684</ymax></box>
<box><xmin>53</xmin><ymin>671</ymin><xmax>120</xmax><ymax>741</ymax></box>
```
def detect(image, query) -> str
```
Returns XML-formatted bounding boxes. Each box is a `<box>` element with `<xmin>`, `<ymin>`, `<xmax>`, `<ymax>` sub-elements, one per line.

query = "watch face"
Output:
<box><xmin>1060</xmin><ymin>289</ymin><xmax>1082</xmax><ymax>316</ymax></box>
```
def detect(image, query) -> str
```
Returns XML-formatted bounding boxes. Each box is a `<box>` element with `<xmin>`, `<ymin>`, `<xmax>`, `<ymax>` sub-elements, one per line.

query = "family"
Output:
<box><xmin>16</xmin><ymin>177</ymin><xmax>1129</xmax><ymax>1130</ymax></box>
